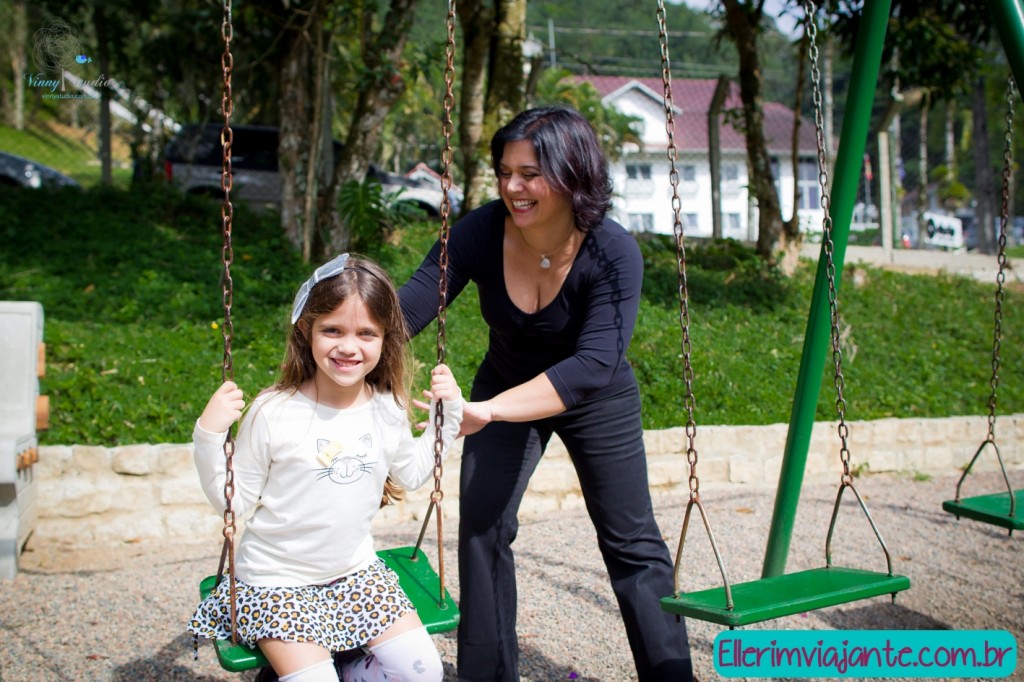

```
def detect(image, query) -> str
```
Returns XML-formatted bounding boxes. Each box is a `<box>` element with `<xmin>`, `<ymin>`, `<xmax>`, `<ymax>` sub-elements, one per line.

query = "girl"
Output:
<box><xmin>189</xmin><ymin>253</ymin><xmax>463</xmax><ymax>682</ymax></box>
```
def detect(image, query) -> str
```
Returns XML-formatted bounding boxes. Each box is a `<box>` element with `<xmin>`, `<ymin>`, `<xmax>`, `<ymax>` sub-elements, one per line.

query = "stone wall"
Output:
<box><xmin>29</xmin><ymin>414</ymin><xmax>1024</xmax><ymax>550</ymax></box>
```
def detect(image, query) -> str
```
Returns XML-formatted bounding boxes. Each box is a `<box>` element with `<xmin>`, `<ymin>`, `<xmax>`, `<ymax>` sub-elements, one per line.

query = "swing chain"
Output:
<box><xmin>986</xmin><ymin>76</ymin><xmax>1016</xmax><ymax>444</ymax></box>
<box><xmin>657</xmin><ymin>0</ymin><xmax>699</xmax><ymax>498</ymax></box>
<box><xmin>431</xmin><ymin>0</ymin><xmax>456</xmax><ymax>508</ymax></box>
<box><xmin>219</xmin><ymin>0</ymin><xmax>239</xmax><ymax>644</ymax></box>
<box><xmin>425</xmin><ymin>0</ymin><xmax>458</xmax><ymax>606</ymax></box>
<box><xmin>804</xmin><ymin>0</ymin><xmax>854</xmax><ymax>483</ymax></box>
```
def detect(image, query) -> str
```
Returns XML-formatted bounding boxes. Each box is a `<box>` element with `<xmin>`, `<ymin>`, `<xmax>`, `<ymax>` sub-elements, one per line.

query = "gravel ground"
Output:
<box><xmin>1</xmin><ymin>470</ymin><xmax>1021</xmax><ymax>682</ymax></box>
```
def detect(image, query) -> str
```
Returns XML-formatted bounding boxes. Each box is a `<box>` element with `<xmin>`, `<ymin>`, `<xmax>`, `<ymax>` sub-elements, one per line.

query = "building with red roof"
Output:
<box><xmin>576</xmin><ymin>75</ymin><xmax>825</xmax><ymax>240</ymax></box>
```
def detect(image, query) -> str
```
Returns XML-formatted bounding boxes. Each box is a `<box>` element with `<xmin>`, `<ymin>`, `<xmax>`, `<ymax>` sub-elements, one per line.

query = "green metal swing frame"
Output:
<box><xmin>661</xmin><ymin>0</ymin><xmax>1024</xmax><ymax>626</ymax></box>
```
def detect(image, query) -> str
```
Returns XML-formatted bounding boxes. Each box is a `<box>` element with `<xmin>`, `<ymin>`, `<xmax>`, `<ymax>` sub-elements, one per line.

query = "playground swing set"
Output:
<box><xmin>195</xmin><ymin>0</ymin><xmax>461</xmax><ymax>672</ymax></box>
<box><xmin>657</xmin><ymin>0</ymin><xmax>1021</xmax><ymax>628</ymax></box>
<box><xmin>193</xmin><ymin>0</ymin><xmax>1022</xmax><ymax>672</ymax></box>
<box><xmin>941</xmin><ymin>73</ymin><xmax>1024</xmax><ymax>535</ymax></box>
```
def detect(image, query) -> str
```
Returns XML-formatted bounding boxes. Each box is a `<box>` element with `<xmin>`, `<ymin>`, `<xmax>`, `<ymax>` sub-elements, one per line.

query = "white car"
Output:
<box><xmin>163</xmin><ymin>124</ymin><xmax>449</xmax><ymax>215</ymax></box>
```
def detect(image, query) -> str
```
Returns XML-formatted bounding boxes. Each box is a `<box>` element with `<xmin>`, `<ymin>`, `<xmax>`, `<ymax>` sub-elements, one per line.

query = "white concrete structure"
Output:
<box><xmin>0</xmin><ymin>302</ymin><xmax>44</xmax><ymax>578</ymax></box>
<box><xmin>580</xmin><ymin>76</ymin><xmax>824</xmax><ymax>241</ymax></box>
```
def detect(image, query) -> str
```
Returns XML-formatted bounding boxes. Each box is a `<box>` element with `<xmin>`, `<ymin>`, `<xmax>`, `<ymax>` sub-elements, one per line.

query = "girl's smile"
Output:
<box><xmin>303</xmin><ymin>295</ymin><xmax>384</xmax><ymax>407</ymax></box>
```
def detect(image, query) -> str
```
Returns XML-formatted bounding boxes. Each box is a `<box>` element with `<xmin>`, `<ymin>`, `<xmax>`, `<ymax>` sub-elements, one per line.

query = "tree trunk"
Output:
<box><xmin>456</xmin><ymin>0</ymin><xmax>494</xmax><ymax>215</ymax></box>
<box><xmin>303</xmin><ymin>20</ymin><xmax>327</xmax><ymax>263</ymax></box>
<box><xmin>484</xmin><ymin>0</ymin><xmax>526</xmax><ymax>136</ymax></box>
<box><xmin>824</xmin><ymin>32</ymin><xmax>834</xmax><ymax>161</ymax></box>
<box><xmin>780</xmin><ymin>31</ymin><xmax>808</xmax><ymax>276</ymax></box>
<box><xmin>944</xmin><ymin>99</ymin><xmax>955</xmax><ymax>180</ymax></box>
<box><xmin>5</xmin><ymin>0</ymin><xmax>27</xmax><ymax>130</ymax></box>
<box><xmin>917</xmin><ymin>92</ymin><xmax>929</xmax><ymax>238</ymax></box>
<box><xmin>787</xmin><ymin>32</ymin><xmax>808</xmax><ymax>239</ymax></box>
<box><xmin>722</xmin><ymin>0</ymin><xmax>784</xmax><ymax>263</ymax></box>
<box><xmin>325</xmin><ymin>0</ymin><xmax>419</xmax><ymax>256</ymax></box>
<box><xmin>279</xmin><ymin>16</ymin><xmax>315</xmax><ymax>255</ymax></box>
<box><xmin>972</xmin><ymin>76</ymin><xmax>995</xmax><ymax>254</ymax></box>
<box><xmin>93</xmin><ymin>4</ymin><xmax>113</xmax><ymax>186</ymax></box>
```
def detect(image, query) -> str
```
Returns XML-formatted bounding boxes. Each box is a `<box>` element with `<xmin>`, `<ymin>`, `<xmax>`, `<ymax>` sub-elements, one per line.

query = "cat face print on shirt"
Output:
<box><xmin>314</xmin><ymin>433</ymin><xmax>376</xmax><ymax>484</ymax></box>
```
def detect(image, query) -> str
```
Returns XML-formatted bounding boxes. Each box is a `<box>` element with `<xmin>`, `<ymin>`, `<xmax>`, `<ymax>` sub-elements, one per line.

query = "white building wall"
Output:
<box><xmin>604</xmin><ymin>86</ymin><xmax>821</xmax><ymax>241</ymax></box>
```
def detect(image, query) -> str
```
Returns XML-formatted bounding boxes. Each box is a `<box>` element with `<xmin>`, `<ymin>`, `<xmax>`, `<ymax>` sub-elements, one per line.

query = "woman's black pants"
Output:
<box><xmin>456</xmin><ymin>380</ymin><xmax>693</xmax><ymax>682</ymax></box>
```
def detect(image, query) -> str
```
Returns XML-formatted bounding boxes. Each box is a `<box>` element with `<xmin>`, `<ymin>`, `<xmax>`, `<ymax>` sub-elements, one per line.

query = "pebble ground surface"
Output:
<box><xmin>1</xmin><ymin>470</ymin><xmax>1021</xmax><ymax>682</ymax></box>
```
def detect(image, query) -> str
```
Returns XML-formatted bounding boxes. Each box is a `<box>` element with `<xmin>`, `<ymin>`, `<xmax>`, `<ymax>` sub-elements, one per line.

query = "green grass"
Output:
<box><xmin>1</xmin><ymin>185</ymin><xmax>1021</xmax><ymax>446</ymax></box>
<box><xmin>0</xmin><ymin>122</ymin><xmax>133</xmax><ymax>188</ymax></box>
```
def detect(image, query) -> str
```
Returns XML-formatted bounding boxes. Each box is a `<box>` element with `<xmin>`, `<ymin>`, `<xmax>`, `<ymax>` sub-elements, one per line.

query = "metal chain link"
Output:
<box><xmin>218</xmin><ymin>0</ymin><xmax>239</xmax><ymax>644</ymax></box>
<box><xmin>657</xmin><ymin>0</ymin><xmax>699</xmax><ymax>499</ymax></box>
<box><xmin>985</xmin><ymin>76</ymin><xmax>1015</xmax><ymax>443</ymax></box>
<box><xmin>425</xmin><ymin>0</ymin><xmax>458</xmax><ymax>606</ymax></box>
<box><xmin>659</xmin><ymin>1</ymin><xmax>735</xmax><ymax>607</ymax></box>
<box><xmin>804</xmin><ymin>0</ymin><xmax>855</xmax><ymax>484</ymax></box>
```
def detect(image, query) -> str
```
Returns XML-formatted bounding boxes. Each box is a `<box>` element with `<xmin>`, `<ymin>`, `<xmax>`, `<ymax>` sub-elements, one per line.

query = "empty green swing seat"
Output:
<box><xmin>943</xmin><ymin>489</ymin><xmax>1024</xmax><ymax>532</ymax></box>
<box><xmin>661</xmin><ymin>566</ymin><xmax>911</xmax><ymax>628</ymax></box>
<box><xmin>199</xmin><ymin>546</ymin><xmax>459</xmax><ymax>673</ymax></box>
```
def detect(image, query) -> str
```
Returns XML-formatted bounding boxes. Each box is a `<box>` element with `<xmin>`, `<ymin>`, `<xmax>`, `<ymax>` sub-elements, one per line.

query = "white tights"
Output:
<box><xmin>340</xmin><ymin>627</ymin><xmax>443</xmax><ymax>682</ymax></box>
<box><xmin>279</xmin><ymin>659</ymin><xmax>339</xmax><ymax>682</ymax></box>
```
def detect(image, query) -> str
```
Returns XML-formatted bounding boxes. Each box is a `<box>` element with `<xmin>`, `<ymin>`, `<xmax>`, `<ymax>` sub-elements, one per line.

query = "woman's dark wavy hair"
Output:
<box><xmin>490</xmin><ymin>105</ymin><xmax>614</xmax><ymax>231</ymax></box>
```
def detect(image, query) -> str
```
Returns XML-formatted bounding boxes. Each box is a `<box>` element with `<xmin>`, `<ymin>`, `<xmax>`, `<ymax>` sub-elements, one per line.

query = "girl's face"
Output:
<box><xmin>307</xmin><ymin>295</ymin><xmax>384</xmax><ymax>403</ymax></box>
<box><xmin>497</xmin><ymin>139</ymin><xmax>572</xmax><ymax>232</ymax></box>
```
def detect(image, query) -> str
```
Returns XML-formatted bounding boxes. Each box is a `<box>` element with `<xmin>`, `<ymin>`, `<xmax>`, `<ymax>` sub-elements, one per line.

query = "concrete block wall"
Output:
<box><xmin>29</xmin><ymin>414</ymin><xmax>1024</xmax><ymax>550</ymax></box>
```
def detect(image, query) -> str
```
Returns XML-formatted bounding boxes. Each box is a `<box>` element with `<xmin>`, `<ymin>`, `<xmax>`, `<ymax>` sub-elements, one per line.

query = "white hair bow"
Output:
<box><xmin>290</xmin><ymin>253</ymin><xmax>350</xmax><ymax>324</ymax></box>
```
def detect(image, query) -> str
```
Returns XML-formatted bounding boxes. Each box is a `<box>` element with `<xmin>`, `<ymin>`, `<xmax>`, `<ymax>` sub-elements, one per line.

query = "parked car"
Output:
<box><xmin>163</xmin><ymin>123</ymin><xmax>450</xmax><ymax>214</ymax></box>
<box><xmin>0</xmin><ymin>151</ymin><xmax>81</xmax><ymax>189</ymax></box>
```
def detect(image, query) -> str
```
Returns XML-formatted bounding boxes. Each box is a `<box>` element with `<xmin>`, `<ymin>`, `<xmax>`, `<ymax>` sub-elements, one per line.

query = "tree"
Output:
<box><xmin>1</xmin><ymin>0</ymin><xmax>28</xmax><ymax>130</ymax></box>
<box><xmin>720</xmin><ymin>0</ymin><xmax>789</xmax><ymax>264</ymax></box>
<box><xmin>455</xmin><ymin>0</ymin><xmax>530</xmax><ymax>214</ymax></box>
<box><xmin>830</xmin><ymin>0</ymin><xmax>997</xmax><ymax>250</ymax></box>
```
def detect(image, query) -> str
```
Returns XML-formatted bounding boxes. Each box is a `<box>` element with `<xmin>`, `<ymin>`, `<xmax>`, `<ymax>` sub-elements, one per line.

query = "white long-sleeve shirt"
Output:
<box><xmin>193</xmin><ymin>388</ymin><xmax>463</xmax><ymax>587</ymax></box>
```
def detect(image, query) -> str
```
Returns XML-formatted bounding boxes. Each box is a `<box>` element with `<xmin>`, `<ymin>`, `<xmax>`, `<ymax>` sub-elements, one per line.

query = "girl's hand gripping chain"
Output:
<box><xmin>198</xmin><ymin>381</ymin><xmax>246</xmax><ymax>433</ymax></box>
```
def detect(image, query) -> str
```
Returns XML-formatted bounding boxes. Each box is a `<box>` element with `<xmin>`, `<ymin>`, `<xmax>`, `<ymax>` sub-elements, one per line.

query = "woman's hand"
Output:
<box><xmin>198</xmin><ymin>381</ymin><xmax>245</xmax><ymax>433</ymax></box>
<box><xmin>458</xmin><ymin>401</ymin><xmax>495</xmax><ymax>438</ymax></box>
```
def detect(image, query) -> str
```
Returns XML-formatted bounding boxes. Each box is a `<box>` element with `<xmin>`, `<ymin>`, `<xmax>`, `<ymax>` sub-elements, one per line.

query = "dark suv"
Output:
<box><xmin>163</xmin><ymin>123</ymin><xmax>447</xmax><ymax>214</ymax></box>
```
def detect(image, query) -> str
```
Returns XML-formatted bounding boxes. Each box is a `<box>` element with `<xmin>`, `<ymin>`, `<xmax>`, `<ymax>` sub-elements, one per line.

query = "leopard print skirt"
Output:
<box><xmin>188</xmin><ymin>558</ymin><xmax>414</xmax><ymax>652</ymax></box>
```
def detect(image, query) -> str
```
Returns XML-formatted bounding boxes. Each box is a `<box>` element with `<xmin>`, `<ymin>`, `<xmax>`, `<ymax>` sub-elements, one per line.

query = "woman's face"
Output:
<box><xmin>497</xmin><ymin>139</ymin><xmax>572</xmax><ymax>232</ymax></box>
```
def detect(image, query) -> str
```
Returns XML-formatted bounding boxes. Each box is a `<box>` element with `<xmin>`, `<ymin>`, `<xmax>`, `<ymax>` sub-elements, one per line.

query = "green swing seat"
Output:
<box><xmin>660</xmin><ymin>566</ymin><xmax>910</xmax><ymax>628</ymax></box>
<box><xmin>943</xmin><ymin>489</ymin><xmax>1024</xmax><ymax>532</ymax></box>
<box><xmin>199</xmin><ymin>546</ymin><xmax>459</xmax><ymax>673</ymax></box>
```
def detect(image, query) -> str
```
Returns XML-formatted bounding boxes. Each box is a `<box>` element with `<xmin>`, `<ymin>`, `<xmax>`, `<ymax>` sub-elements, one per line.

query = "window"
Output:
<box><xmin>680</xmin><ymin>165</ymin><xmax>696</xmax><ymax>182</ymax></box>
<box><xmin>725</xmin><ymin>213</ymin><xmax>742</xmax><ymax>234</ymax></box>
<box><xmin>628</xmin><ymin>213</ymin><xmax>655</xmax><ymax>232</ymax></box>
<box><xmin>798</xmin><ymin>160</ymin><xmax>821</xmax><ymax>210</ymax></box>
<box><xmin>626</xmin><ymin>163</ymin><xmax>652</xmax><ymax>180</ymax></box>
<box><xmin>683</xmin><ymin>213</ymin><xmax>699</xmax><ymax>231</ymax></box>
<box><xmin>722</xmin><ymin>164</ymin><xmax>739</xmax><ymax>183</ymax></box>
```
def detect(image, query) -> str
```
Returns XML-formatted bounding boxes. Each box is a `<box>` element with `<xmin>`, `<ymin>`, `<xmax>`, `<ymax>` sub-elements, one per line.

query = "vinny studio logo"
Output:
<box><xmin>25</xmin><ymin>17</ymin><xmax>107</xmax><ymax>99</ymax></box>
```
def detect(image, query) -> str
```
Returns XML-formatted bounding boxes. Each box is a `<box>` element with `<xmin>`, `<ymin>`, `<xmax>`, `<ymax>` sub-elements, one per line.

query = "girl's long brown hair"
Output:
<box><xmin>278</xmin><ymin>255</ymin><xmax>412</xmax><ymax>507</ymax></box>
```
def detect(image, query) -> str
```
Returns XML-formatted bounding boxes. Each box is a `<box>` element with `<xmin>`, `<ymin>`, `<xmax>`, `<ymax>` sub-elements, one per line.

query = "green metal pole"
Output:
<box><xmin>761</xmin><ymin>0</ymin><xmax>891</xmax><ymax>578</ymax></box>
<box><xmin>990</xmin><ymin>0</ymin><xmax>1024</xmax><ymax>87</ymax></box>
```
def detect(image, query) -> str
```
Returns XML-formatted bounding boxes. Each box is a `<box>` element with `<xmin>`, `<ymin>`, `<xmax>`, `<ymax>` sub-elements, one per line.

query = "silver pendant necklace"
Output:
<box><xmin>530</xmin><ymin>228</ymin><xmax>576</xmax><ymax>270</ymax></box>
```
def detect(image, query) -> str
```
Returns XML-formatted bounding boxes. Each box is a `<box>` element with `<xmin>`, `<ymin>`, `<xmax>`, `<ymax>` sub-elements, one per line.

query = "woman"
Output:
<box><xmin>399</xmin><ymin>105</ymin><xmax>692</xmax><ymax>682</ymax></box>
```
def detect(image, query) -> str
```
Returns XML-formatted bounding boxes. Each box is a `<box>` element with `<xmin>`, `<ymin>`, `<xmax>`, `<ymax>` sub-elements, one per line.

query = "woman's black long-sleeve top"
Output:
<box><xmin>398</xmin><ymin>200</ymin><xmax>643</xmax><ymax>410</ymax></box>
